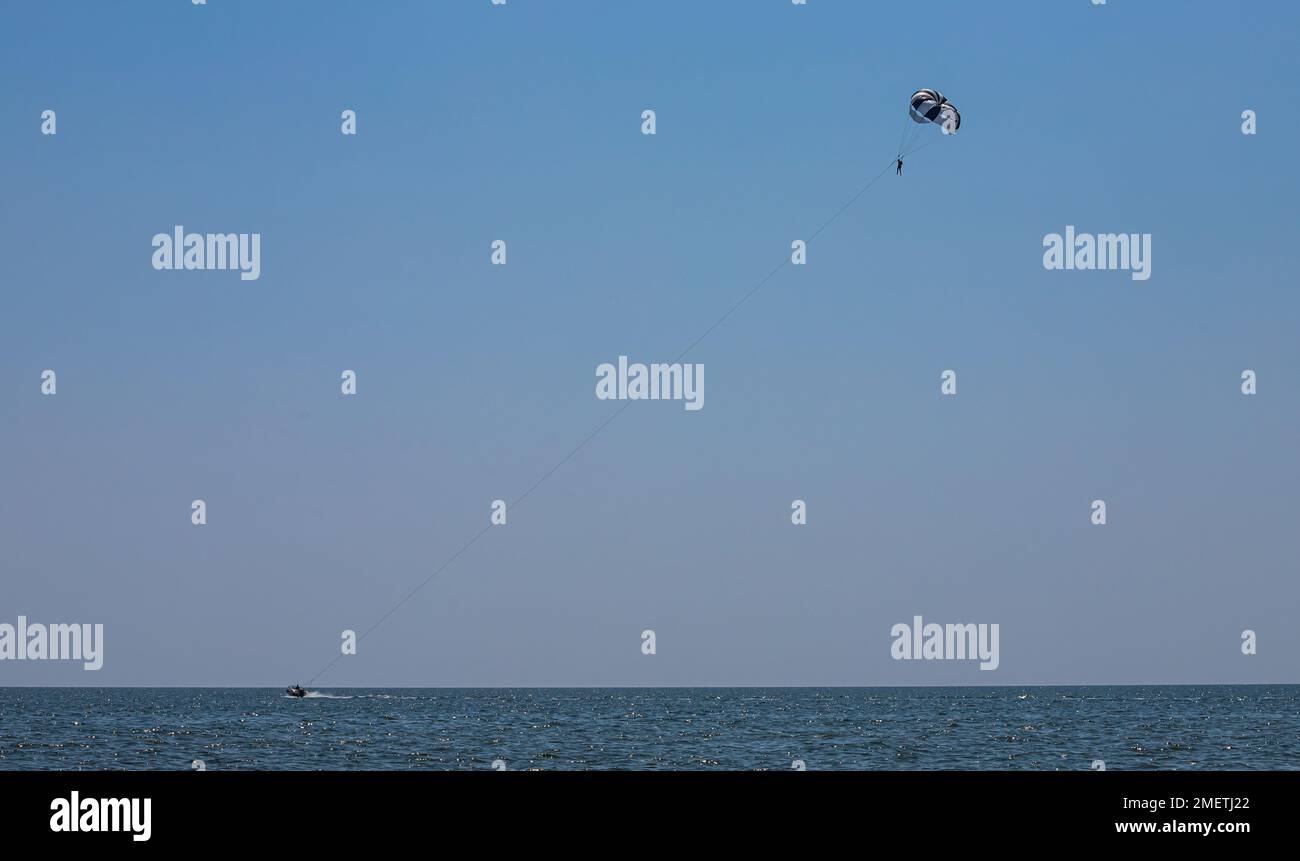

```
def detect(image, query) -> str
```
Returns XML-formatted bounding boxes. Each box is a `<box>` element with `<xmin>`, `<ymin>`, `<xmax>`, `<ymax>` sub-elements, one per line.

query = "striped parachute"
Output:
<box><xmin>908</xmin><ymin>88</ymin><xmax>960</xmax><ymax>133</ymax></box>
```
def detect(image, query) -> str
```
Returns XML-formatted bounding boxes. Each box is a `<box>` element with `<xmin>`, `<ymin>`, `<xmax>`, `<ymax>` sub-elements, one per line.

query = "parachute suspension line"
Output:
<box><xmin>902</xmin><ymin>123</ymin><xmax>924</xmax><ymax>158</ymax></box>
<box><xmin>897</xmin><ymin>122</ymin><xmax>933</xmax><ymax>164</ymax></box>
<box><xmin>899</xmin><ymin>130</ymin><xmax>947</xmax><ymax>160</ymax></box>
<box><xmin>897</xmin><ymin>110</ymin><xmax>922</xmax><ymax>160</ymax></box>
<box><xmin>895</xmin><ymin>109</ymin><xmax>914</xmax><ymax>160</ymax></box>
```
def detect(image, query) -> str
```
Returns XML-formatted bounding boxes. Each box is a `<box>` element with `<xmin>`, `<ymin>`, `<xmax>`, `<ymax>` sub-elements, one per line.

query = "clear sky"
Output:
<box><xmin>2</xmin><ymin>0</ymin><xmax>1298</xmax><ymax>686</ymax></box>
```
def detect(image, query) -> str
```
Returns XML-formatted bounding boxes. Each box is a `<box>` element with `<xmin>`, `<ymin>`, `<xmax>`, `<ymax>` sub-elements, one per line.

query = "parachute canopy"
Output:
<box><xmin>908</xmin><ymin>88</ymin><xmax>960</xmax><ymax>132</ymax></box>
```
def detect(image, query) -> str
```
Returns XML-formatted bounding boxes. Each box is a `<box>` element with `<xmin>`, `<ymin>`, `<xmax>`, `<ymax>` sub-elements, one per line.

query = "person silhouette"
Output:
<box><xmin>896</xmin><ymin>158</ymin><xmax>903</xmax><ymax>176</ymax></box>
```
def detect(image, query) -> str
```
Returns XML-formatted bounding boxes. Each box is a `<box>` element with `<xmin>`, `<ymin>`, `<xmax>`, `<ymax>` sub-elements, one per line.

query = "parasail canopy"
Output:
<box><xmin>908</xmin><ymin>88</ymin><xmax>960</xmax><ymax>132</ymax></box>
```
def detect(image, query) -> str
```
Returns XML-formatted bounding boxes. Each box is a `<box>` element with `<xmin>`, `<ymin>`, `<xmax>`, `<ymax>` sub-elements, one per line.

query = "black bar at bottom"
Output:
<box><xmin>1</xmin><ymin>771</ymin><xmax>1283</xmax><ymax>845</ymax></box>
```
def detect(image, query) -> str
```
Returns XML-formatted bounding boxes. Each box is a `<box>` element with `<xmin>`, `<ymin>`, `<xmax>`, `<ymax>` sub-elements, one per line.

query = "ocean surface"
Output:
<box><xmin>2</xmin><ymin>686</ymin><xmax>1297</xmax><ymax>771</ymax></box>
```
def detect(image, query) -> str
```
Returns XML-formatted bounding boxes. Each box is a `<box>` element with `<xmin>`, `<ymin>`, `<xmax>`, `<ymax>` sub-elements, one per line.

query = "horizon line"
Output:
<box><xmin>3</xmin><ymin>682</ymin><xmax>1297</xmax><ymax>690</ymax></box>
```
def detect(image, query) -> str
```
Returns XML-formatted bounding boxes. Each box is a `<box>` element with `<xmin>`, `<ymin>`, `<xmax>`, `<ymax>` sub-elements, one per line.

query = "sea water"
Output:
<box><xmin>1</xmin><ymin>686</ymin><xmax>1296</xmax><ymax>771</ymax></box>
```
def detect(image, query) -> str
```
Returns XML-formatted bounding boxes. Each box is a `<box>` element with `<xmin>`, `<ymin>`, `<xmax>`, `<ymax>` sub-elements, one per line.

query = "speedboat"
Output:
<box><xmin>286</xmin><ymin>684</ymin><xmax>308</xmax><ymax>698</ymax></box>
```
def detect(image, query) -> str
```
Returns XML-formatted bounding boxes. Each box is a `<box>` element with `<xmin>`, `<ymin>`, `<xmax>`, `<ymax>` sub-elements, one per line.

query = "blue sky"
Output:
<box><xmin>2</xmin><ymin>0</ymin><xmax>1298</xmax><ymax>686</ymax></box>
